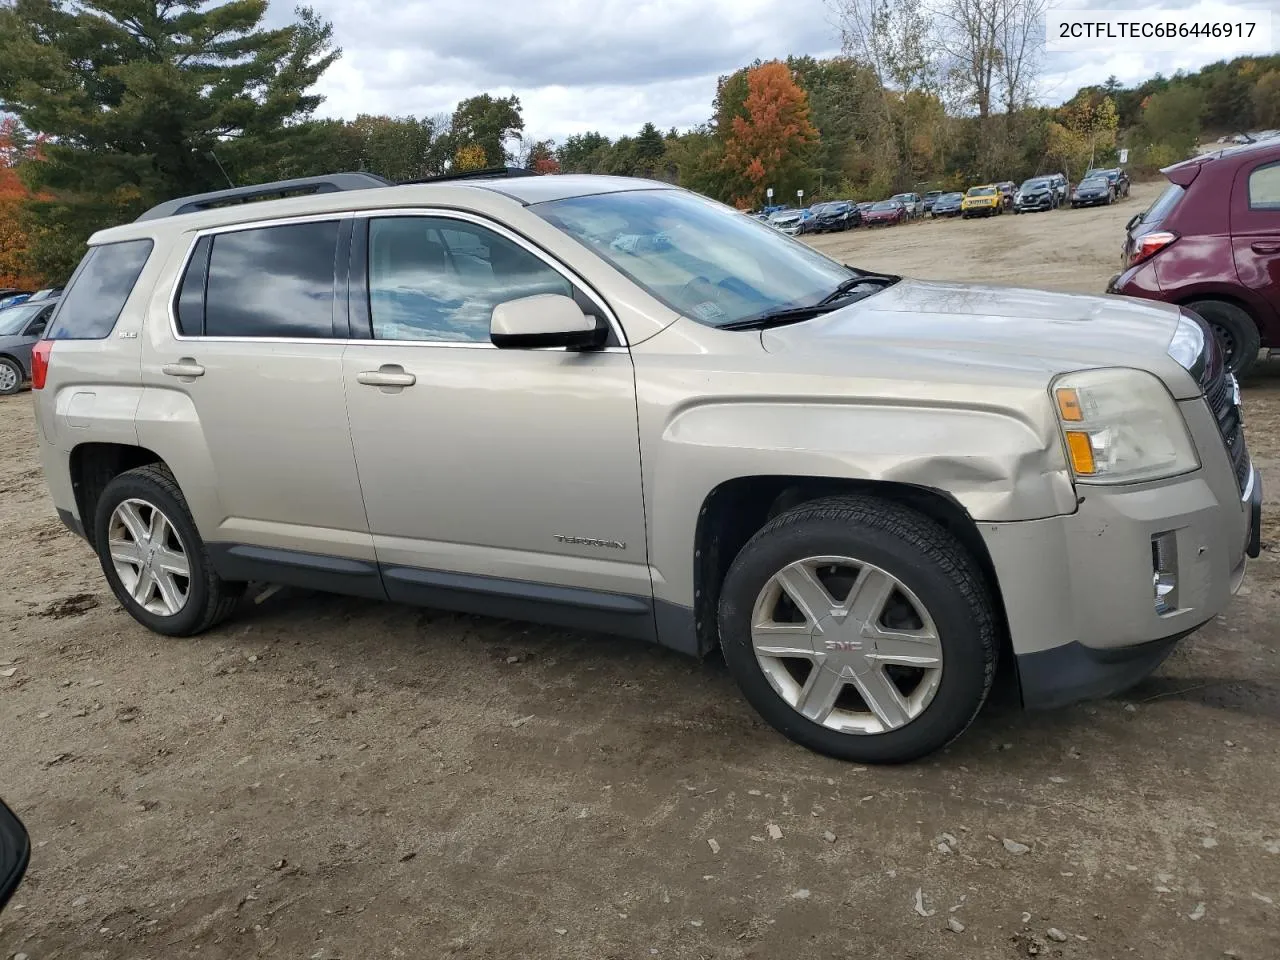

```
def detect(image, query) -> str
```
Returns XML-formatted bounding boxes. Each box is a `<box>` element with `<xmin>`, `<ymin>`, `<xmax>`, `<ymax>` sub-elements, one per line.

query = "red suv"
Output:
<box><xmin>1108</xmin><ymin>138</ymin><xmax>1280</xmax><ymax>376</ymax></box>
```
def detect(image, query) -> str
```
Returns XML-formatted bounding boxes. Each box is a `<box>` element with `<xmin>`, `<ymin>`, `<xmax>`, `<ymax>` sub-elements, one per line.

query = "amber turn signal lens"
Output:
<box><xmin>1065</xmin><ymin>431</ymin><xmax>1096</xmax><ymax>475</ymax></box>
<box><xmin>1055</xmin><ymin>387</ymin><xmax>1084</xmax><ymax>422</ymax></box>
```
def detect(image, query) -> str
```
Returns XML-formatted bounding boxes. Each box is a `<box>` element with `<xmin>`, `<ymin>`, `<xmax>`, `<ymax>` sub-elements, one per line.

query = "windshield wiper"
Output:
<box><xmin>719</xmin><ymin>304</ymin><xmax>836</xmax><ymax>330</ymax></box>
<box><xmin>721</xmin><ymin>275</ymin><xmax>899</xmax><ymax>330</ymax></box>
<box><xmin>817</xmin><ymin>272</ymin><xmax>898</xmax><ymax>305</ymax></box>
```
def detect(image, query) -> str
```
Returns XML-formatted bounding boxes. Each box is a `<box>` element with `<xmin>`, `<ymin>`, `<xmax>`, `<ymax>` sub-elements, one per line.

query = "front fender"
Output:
<box><xmin>646</xmin><ymin>399</ymin><xmax>1075</xmax><ymax>609</ymax></box>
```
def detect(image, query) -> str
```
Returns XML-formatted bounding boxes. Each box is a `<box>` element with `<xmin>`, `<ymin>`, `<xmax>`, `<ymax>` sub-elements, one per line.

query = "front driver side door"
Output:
<box><xmin>341</xmin><ymin>211</ymin><xmax>653</xmax><ymax>638</ymax></box>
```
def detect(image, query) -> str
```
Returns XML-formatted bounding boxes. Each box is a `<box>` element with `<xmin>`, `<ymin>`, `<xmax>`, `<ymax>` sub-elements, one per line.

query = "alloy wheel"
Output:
<box><xmin>107</xmin><ymin>498</ymin><xmax>191</xmax><ymax>616</ymax></box>
<box><xmin>0</xmin><ymin>364</ymin><xmax>17</xmax><ymax>393</ymax></box>
<box><xmin>750</xmin><ymin>556</ymin><xmax>943</xmax><ymax>734</ymax></box>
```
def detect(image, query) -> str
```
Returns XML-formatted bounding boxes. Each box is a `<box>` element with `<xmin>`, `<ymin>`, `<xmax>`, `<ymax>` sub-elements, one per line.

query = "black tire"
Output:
<box><xmin>1187</xmin><ymin>299</ymin><xmax>1261</xmax><ymax>377</ymax></box>
<box><xmin>718</xmin><ymin>495</ymin><xmax>997</xmax><ymax>763</ymax></box>
<box><xmin>93</xmin><ymin>464</ymin><xmax>243</xmax><ymax>637</ymax></box>
<box><xmin>0</xmin><ymin>357</ymin><xmax>23</xmax><ymax>396</ymax></box>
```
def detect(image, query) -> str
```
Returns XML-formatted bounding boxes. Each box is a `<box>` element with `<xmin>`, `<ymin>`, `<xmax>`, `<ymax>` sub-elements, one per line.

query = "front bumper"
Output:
<box><xmin>980</xmin><ymin>397</ymin><xmax>1256</xmax><ymax>708</ymax></box>
<box><xmin>1016</xmin><ymin>195</ymin><xmax>1053</xmax><ymax>211</ymax></box>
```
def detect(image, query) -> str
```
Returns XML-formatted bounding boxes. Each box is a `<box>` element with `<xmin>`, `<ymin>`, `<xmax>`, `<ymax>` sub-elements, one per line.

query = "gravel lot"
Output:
<box><xmin>2</xmin><ymin>181</ymin><xmax>1278</xmax><ymax>959</ymax></box>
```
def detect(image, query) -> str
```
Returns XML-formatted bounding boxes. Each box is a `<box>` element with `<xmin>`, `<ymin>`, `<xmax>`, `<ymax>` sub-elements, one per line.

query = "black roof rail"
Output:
<box><xmin>134</xmin><ymin>172</ymin><xmax>393</xmax><ymax>222</ymax></box>
<box><xmin>400</xmin><ymin>166</ymin><xmax>541</xmax><ymax>185</ymax></box>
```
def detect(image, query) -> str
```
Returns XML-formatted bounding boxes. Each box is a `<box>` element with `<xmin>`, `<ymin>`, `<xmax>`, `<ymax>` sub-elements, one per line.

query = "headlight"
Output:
<box><xmin>1166</xmin><ymin>313</ymin><xmax>1206</xmax><ymax>376</ymax></box>
<box><xmin>1052</xmin><ymin>368</ymin><xmax>1198</xmax><ymax>484</ymax></box>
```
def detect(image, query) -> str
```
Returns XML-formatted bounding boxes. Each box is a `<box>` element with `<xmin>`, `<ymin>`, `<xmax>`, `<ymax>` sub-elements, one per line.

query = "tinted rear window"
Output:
<box><xmin>1140</xmin><ymin>183</ymin><xmax>1186</xmax><ymax>226</ymax></box>
<box><xmin>46</xmin><ymin>239</ymin><xmax>153</xmax><ymax>340</ymax></box>
<box><xmin>202</xmin><ymin>221</ymin><xmax>340</xmax><ymax>338</ymax></box>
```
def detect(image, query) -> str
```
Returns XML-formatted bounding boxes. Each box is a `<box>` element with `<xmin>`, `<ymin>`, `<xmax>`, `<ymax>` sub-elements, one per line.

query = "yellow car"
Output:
<box><xmin>961</xmin><ymin>184</ymin><xmax>1003</xmax><ymax>218</ymax></box>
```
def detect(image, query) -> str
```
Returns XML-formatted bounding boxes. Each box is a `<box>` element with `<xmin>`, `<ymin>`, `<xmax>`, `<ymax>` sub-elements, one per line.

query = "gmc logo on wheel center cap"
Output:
<box><xmin>824</xmin><ymin>639</ymin><xmax>863</xmax><ymax>652</ymax></box>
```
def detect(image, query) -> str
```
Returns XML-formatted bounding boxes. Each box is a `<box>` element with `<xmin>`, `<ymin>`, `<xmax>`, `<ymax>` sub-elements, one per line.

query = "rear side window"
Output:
<box><xmin>46</xmin><ymin>239</ymin><xmax>153</xmax><ymax>340</ymax></box>
<box><xmin>190</xmin><ymin>220</ymin><xmax>340</xmax><ymax>338</ymax></box>
<box><xmin>1248</xmin><ymin>162</ymin><xmax>1280</xmax><ymax>211</ymax></box>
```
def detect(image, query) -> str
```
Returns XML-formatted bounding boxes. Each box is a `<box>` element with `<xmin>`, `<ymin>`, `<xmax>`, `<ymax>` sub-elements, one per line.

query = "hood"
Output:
<box><xmin>760</xmin><ymin>278</ymin><xmax>1197</xmax><ymax>398</ymax></box>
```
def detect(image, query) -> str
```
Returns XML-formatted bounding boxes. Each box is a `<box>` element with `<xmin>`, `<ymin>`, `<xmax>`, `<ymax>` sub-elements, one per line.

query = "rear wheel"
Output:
<box><xmin>1188</xmin><ymin>299</ymin><xmax>1261</xmax><ymax>377</ymax></box>
<box><xmin>94</xmin><ymin>465</ymin><xmax>243</xmax><ymax>636</ymax></box>
<box><xmin>718</xmin><ymin>496</ymin><xmax>997</xmax><ymax>763</ymax></box>
<box><xmin>0</xmin><ymin>358</ymin><xmax>21</xmax><ymax>395</ymax></box>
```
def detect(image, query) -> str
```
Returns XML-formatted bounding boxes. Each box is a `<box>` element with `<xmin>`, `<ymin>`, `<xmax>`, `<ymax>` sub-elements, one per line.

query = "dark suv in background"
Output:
<box><xmin>1109</xmin><ymin>139</ymin><xmax>1280</xmax><ymax>376</ymax></box>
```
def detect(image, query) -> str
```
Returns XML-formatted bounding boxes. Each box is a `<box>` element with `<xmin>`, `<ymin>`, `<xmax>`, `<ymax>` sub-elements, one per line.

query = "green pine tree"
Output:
<box><xmin>0</xmin><ymin>0</ymin><xmax>340</xmax><ymax>279</ymax></box>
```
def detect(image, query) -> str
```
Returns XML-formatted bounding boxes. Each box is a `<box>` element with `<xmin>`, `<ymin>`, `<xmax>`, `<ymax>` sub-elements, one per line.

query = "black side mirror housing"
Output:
<box><xmin>0</xmin><ymin>798</ymin><xmax>30</xmax><ymax>912</ymax></box>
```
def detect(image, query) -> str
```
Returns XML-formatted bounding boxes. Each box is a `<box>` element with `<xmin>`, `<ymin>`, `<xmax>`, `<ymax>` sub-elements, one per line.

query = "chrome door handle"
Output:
<box><xmin>162</xmin><ymin>359</ymin><xmax>205</xmax><ymax>378</ymax></box>
<box><xmin>357</xmin><ymin>366</ymin><xmax>416</xmax><ymax>388</ymax></box>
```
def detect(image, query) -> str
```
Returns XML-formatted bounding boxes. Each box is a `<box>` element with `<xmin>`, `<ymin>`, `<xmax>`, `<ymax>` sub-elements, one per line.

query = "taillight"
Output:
<box><xmin>1129</xmin><ymin>231</ymin><xmax>1178</xmax><ymax>266</ymax></box>
<box><xmin>31</xmin><ymin>340</ymin><xmax>53</xmax><ymax>390</ymax></box>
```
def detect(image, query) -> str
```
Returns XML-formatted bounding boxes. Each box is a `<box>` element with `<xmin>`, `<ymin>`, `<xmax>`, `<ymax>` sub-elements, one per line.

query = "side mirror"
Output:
<box><xmin>490</xmin><ymin>294</ymin><xmax>607</xmax><ymax>351</ymax></box>
<box><xmin>0</xmin><ymin>798</ymin><xmax>30</xmax><ymax>912</ymax></box>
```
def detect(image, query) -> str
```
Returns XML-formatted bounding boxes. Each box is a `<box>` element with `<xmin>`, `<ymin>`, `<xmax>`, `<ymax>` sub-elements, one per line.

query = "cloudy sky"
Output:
<box><xmin>273</xmin><ymin>0</ymin><xmax>1277</xmax><ymax>143</ymax></box>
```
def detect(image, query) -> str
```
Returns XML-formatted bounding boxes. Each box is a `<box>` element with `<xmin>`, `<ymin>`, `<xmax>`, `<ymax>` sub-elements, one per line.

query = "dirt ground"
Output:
<box><xmin>2</xmin><ymin>181</ymin><xmax>1278</xmax><ymax>960</ymax></box>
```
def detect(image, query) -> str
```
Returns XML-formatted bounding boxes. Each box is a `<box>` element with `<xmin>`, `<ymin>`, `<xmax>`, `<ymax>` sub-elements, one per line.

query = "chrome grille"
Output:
<box><xmin>1201</xmin><ymin>362</ymin><xmax>1250</xmax><ymax>495</ymax></box>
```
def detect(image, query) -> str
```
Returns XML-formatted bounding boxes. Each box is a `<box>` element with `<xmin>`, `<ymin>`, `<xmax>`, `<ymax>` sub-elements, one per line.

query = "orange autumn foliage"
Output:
<box><xmin>0</xmin><ymin>119</ymin><xmax>46</xmax><ymax>290</ymax></box>
<box><xmin>722</xmin><ymin>62</ymin><xmax>817</xmax><ymax>210</ymax></box>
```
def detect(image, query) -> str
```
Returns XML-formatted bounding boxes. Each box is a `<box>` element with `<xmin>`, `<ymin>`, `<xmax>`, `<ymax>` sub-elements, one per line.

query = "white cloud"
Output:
<box><xmin>272</xmin><ymin>0</ymin><xmax>1278</xmax><ymax>141</ymax></box>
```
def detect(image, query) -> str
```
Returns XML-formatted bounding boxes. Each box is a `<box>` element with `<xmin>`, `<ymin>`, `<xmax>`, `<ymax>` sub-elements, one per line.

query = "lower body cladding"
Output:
<box><xmin>981</xmin><ymin>459</ymin><xmax>1258</xmax><ymax>710</ymax></box>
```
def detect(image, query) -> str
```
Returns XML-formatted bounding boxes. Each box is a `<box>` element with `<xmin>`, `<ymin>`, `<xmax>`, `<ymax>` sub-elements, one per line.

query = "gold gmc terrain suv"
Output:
<box><xmin>30</xmin><ymin>170</ymin><xmax>1260</xmax><ymax>763</ymax></box>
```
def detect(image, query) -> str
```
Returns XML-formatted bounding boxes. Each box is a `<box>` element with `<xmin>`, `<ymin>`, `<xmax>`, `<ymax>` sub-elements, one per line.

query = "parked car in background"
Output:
<box><xmin>930</xmin><ymin>192</ymin><xmax>964</xmax><ymax>217</ymax></box>
<box><xmin>1014</xmin><ymin>177</ymin><xmax>1058</xmax><ymax>213</ymax></box>
<box><xmin>31</xmin><ymin>169</ymin><xmax>1259</xmax><ymax>764</ymax></box>
<box><xmin>856</xmin><ymin>201</ymin><xmax>876</xmax><ymax>217</ymax></box>
<box><xmin>863</xmin><ymin>199</ymin><xmax>908</xmax><ymax>226</ymax></box>
<box><xmin>809</xmin><ymin>200</ymin><xmax>862</xmax><ymax>232</ymax></box>
<box><xmin>961</xmin><ymin>185</ymin><xmax>1003</xmax><ymax>218</ymax></box>
<box><xmin>1085</xmin><ymin>168</ymin><xmax>1130</xmax><ymax>199</ymax></box>
<box><xmin>0</xmin><ymin>292</ymin><xmax>32</xmax><ymax>310</ymax></box>
<box><xmin>1109</xmin><ymin>137</ymin><xmax>1280</xmax><ymax>376</ymax></box>
<box><xmin>996</xmin><ymin>182</ymin><xmax>1017</xmax><ymax>209</ymax></box>
<box><xmin>1071</xmin><ymin>177</ymin><xmax>1115</xmax><ymax>207</ymax></box>
<box><xmin>922</xmin><ymin>190</ymin><xmax>944</xmax><ymax>214</ymax></box>
<box><xmin>768</xmin><ymin>208</ymin><xmax>811</xmax><ymax>236</ymax></box>
<box><xmin>891</xmin><ymin>192</ymin><xmax>924</xmax><ymax>218</ymax></box>
<box><xmin>0</xmin><ymin>296</ymin><xmax>58</xmax><ymax>394</ymax></box>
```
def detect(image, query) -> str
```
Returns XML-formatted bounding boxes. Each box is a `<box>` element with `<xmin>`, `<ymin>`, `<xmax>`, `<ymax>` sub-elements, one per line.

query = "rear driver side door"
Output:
<box><xmin>341</xmin><ymin>211</ymin><xmax>652</xmax><ymax>637</ymax></box>
<box><xmin>1231</xmin><ymin>157</ymin><xmax>1280</xmax><ymax>332</ymax></box>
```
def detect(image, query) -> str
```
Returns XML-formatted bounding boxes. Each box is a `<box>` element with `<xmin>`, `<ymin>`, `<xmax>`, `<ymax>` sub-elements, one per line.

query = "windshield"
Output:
<box><xmin>871</xmin><ymin>201</ymin><xmax>900</xmax><ymax>211</ymax></box>
<box><xmin>940</xmin><ymin>193</ymin><xmax>963</xmax><ymax>202</ymax></box>
<box><xmin>535</xmin><ymin>189</ymin><xmax>854</xmax><ymax>328</ymax></box>
<box><xmin>967</xmin><ymin>186</ymin><xmax>996</xmax><ymax>197</ymax></box>
<box><xmin>1021</xmin><ymin>179</ymin><xmax>1048</xmax><ymax>190</ymax></box>
<box><xmin>0</xmin><ymin>302</ymin><xmax>46</xmax><ymax>336</ymax></box>
<box><xmin>1079</xmin><ymin>178</ymin><xmax>1107</xmax><ymax>188</ymax></box>
<box><xmin>890</xmin><ymin>194</ymin><xmax>913</xmax><ymax>202</ymax></box>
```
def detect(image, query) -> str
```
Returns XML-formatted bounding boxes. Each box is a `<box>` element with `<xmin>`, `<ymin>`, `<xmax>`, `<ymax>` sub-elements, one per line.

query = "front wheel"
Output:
<box><xmin>0</xmin><ymin>358</ymin><xmax>22</xmax><ymax>396</ymax></box>
<box><xmin>718</xmin><ymin>496</ymin><xmax>998</xmax><ymax>763</ymax></box>
<box><xmin>94</xmin><ymin>465</ymin><xmax>244</xmax><ymax>637</ymax></box>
